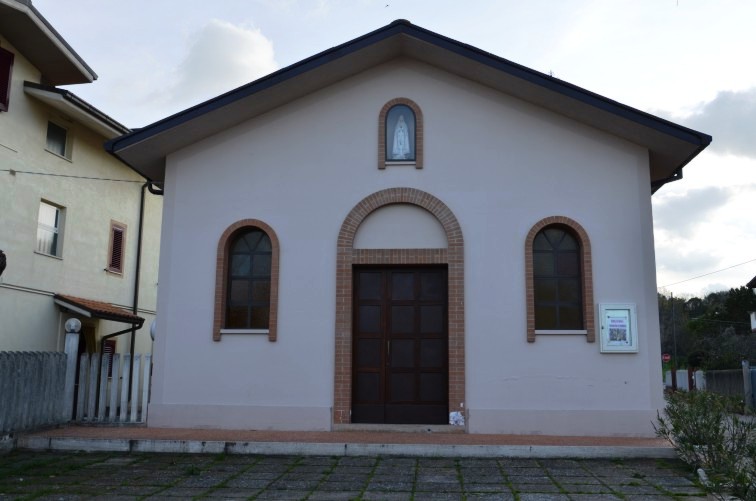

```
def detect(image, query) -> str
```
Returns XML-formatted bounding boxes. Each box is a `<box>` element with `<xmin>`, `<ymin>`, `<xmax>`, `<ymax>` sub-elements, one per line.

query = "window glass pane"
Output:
<box><xmin>559</xmin><ymin>306</ymin><xmax>582</xmax><ymax>329</ymax></box>
<box><xmin>38</xmin><ymin>203</ymin><xmax>59</xmax><ymax>227</ymax></box>
<box><xmin>229</xmin><ymin>279</ymin><xmax>249</xmax><ymax>305</ymax></box>
<box><xmin>226</xmin><ymin>306</ymin><xmax>247</xmax><ymax>328</ymax></box>
<box><xmin>36</xmin><ymin>227</ymin><xmax>57</xmax><ymax>255</ymax></box>
<box><xmin>252</xmin><ymin>254</ymin><xmax>271</xmax><ymax>277</ymax></box>
<box><xmin>250</xmin><ymin>306</ymin><xmax>269</xmax><ymax>329</ymax></box>
<box><xmin>558</xmin><ymin>279</ymin><xmax>580</xmax><ymax>303</ymax></box>
<box><xmin>533</xmin><ymin>253</ymin><xmax>554</xmax><ymax>276</ymax></box>
<box><xmin>230</xmin><ymin>254</ymin><xmax>250</xmax><ymax>276</ymax></box>
<box><xmin>535</xmin><ymin>306</ymin><xmax>557</xmax><ymax>330</ymax></box>
<box><xmin>251</xmin><ymin>280</ymin><xmax>270</xmax><ymax>302</ymax></box>
<box><xmin>255</xmin><ymin>234</ymin><xmax>272</xmax><ymax>252</ymax></box>
<box><xmin>46</xmin><ymin>122</ymin><xmax>67</xmax><ymax>156</ymax></box>
<box><xmin>533</xmin><ymin>233</ymin><xmax>551</xmax><ymax>250</ymax></box>
<box><xmin>534</xmin><ymin>279</ymin><xmax>557</xmax><ymax>302</ymax></box>
<box><xmin>232</xmin><ymin>236</ymin><xmax>250</xmax><ymax>253</ymax></box>
<box><xmin>544</xmin><ymin>228</ymin><xmax>565</xmax><ymax>247</ymax></box>
<box><xmin>559</xmin><ymin>232</ymin><xmax>578</xmax><ymax>250</ymax></box>
<box><xmin>243</xmin><ymin>231</ymin><xmax>263</xmax><ymax>251</ymax></box>
<box><xmin>556</xmin><ymin>252</ymin><xmax>579</xmax><ymax>276</ymax></box>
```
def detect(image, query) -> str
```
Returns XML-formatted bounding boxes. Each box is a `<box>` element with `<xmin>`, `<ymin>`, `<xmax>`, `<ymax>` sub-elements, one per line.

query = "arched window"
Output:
<box><xmin>533</xmin><ymin>226</ymin><xmax>582</xmax><ymax>330</ymax></box>
<box><xmin>214</xmin><ymin>220</ymin><xmax>279</xmax><ymax>341</ymax></box>
<box><xmin>226</xmin><ymin>229</ymin><xmax>271</xmax><ymax>329</ymax></box>
<box><xmin>378</xmin><ymin>98</ymin><xmax>423</xmax><ymax>169</ymax></box>
<box><xmin>525</xmin><ymin>217</ymin><xmax>594</xmax><ymax>342</ymax></box>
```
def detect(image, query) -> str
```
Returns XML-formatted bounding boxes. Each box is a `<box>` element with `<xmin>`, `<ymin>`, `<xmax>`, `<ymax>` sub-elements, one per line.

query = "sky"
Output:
<box><xmin>33</xmin><ymin>0</ymin><xmax>756</xmax><ymax>299</ymax></box>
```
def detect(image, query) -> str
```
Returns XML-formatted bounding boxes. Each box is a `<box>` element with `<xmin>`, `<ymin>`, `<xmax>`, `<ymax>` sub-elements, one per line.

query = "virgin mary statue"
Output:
<box><xmin>392</xmin><ymin>114</ymin><xmax>411</xmax><ymax>160</ymax></box>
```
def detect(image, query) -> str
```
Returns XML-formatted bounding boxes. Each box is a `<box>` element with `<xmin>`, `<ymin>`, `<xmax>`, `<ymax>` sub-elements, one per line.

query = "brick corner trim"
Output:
<box><xmin>378</xmin><ymin>98</ymin><xmax>424</xmax><ymax>170</ymax></box>
<box><xmin>524</xmin><ymin>215</ymin><xmax>594</xmax><ymax>343</ymax></box>
<box><xmin>334</xmin><ymin>188</ymin><xmax>464</xmax><ymax>425</ymax></box>
<box><xmin>213</xmin><ymin>218</ymin><xmax>280</xmax><ymax>342</ymax></box>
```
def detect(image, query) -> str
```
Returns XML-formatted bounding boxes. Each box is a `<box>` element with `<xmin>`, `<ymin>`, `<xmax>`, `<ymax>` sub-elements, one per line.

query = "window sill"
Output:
<box><xmin>33</xmin><ymin>250</ymin><xmax>62</xmax><ymax>260</ymax></box>
<box><xmin>105</xmin><ymin>269</ymin><xmax>124</xmax><ymax>277</ymax></box>
<box><xmin>45</xmin><ymin>148</ymin><xmax>72</xmax><ymax>162</ymax></box>
<box><xmin>219</xmin><ymin>329</ymin><xmax>270</xmax><ymax>335</ymax></box>
<box><xmin>382</xmin><ymin>160</ymin><xmax>419</xmax><ymax>169</ymax></box>
<box><xmin>534</xmin><ymin>329</ymin><xmax>588</xmax><ymax>335</ymax></box>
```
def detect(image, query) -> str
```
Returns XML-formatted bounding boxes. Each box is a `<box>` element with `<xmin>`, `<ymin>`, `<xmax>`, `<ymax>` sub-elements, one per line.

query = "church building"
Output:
<box><xmin>107</xmin><ymin>20</ymin><xmax>710</xmax><ymax>436</ymax></box>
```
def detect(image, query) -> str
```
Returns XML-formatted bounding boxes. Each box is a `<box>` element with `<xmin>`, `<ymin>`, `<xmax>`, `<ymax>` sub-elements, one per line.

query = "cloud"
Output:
<box><xmin>681</xmin><ymin>88</ymin><xmax>756</xmax><ymax>159</ymax></box>
<box><xmin>170</xmin><ymin>20</ymin><xmax>278</xmax><ymax>106</ymax></box>
<box><xmin>652</xmin><ymin>186</ymin><xmax>730</xmax><ymax>238</ymax></box>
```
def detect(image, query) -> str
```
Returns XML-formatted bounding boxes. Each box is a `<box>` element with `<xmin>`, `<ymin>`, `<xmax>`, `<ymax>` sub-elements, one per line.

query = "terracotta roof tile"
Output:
<box><xmin>54</xmin><ymin>294</ymin><xmax>144</xmax><ymax>326</ymax></box>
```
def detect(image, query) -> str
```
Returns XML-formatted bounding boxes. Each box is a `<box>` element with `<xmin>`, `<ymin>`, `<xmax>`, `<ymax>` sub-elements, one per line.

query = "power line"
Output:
<box><xmin>1</xmin><ymin>168</ymin><xmax>143</xmax><ymax>184</ymax></box>
<box><xmin>658</xmin><ymin>258</ymin><xmax>756</xmax><ymax>288</ymax></box>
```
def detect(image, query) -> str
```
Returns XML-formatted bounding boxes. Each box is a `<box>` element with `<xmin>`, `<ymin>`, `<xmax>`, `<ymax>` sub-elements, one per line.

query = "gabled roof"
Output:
<box><xmin>747</xmin><ymin>276</ymin><xmax>756</xmax><ymax>289</ymax></box>
<box><xmin>0</xmin><ymin>0</ymin><xmax>96</xmax><ymax>85</ymax></box>
<box><xmin>54</xmin><ymin>294</ymin><xmax>144</xmax><ymax>327</ymax></box>
<box><xmin>107</xmin><ymin>19</ymin><xmax>711</xmax><ymax>192</ymax></box>
<box><xmin>24</xmin><ymin>82</ymin><xmax>130</xmax><ymax>138</ymax></box>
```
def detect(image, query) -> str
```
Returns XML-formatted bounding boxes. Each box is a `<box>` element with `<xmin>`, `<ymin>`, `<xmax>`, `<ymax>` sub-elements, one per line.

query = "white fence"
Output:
<box><xmin>73</xmin><ymin>352</ymin><xmax>151</xmax><ymax>423</ymax></box>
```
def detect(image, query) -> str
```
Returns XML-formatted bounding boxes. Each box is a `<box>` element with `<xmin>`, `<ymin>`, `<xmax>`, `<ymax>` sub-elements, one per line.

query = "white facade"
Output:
<box><xmin>0</xmin><ymin>4</ymin><xmax>161</xmax><ymax>357</ymax></box>
<box><xmin>111</xmin><ymin>22</ymin><xmax>709</xmax><ymax>436</ymax></box>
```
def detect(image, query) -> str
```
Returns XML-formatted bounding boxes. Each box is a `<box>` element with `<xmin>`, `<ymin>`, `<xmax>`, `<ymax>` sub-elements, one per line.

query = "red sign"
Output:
<box><xmin>662</xmin><ymin>353</ymin><xmax>671</xmax><ymax>363</ymax></box>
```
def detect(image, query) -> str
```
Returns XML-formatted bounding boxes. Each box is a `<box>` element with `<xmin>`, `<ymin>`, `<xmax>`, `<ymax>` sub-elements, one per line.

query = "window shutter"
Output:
<box><xmin>108</xmin><ymin>225</ymin><xmax>125</xmax><ymax>272</ymax></box>
<box><xmin>0</xmin><ymin>47</ymin><xmax>14</xmax><ymax>112</ymax></box>
<box><xmin>103</xmin><ymin>340</ymin><xmax>116</xmax><ymax>378</ymax></box>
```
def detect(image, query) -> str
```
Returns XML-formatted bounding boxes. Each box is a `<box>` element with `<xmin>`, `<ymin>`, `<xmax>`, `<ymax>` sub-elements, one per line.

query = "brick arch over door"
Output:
<box><xmin>333</xmin><ymin>187</ymin><xmax>465</xmax><ymax>425</ymax></box>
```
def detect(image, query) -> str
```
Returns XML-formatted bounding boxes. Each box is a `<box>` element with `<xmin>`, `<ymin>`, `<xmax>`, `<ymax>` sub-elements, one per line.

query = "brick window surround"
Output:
<box><xmin>525</xmin><ymin>216</ymin><xmax>594</xmax><ymax>343</ymax></box>
<box><xmin>378</xmin><ymin>98</ymin><xmax>423</xmax><ymax>169</ymax></box>
<box><xmin>213</xmin><ymin>219</ymin><xmax>280</xmax><ymax>342</ymax></box>
<box><xmin>334</xmin><ymin>187</ymin><xmax>464</xmax><ymax>425</ymax></box>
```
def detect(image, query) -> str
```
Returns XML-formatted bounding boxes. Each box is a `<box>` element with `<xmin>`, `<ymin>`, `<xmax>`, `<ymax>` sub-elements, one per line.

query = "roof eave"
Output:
<box><xmin>24</xmin><ymin>82</ymin><xmax>130</xmax><ymax>139</ymax></box>
<box><xmin>0</xmin><ymin>0</ymin><xmax>96</xmax><ymax>85</ymax></box>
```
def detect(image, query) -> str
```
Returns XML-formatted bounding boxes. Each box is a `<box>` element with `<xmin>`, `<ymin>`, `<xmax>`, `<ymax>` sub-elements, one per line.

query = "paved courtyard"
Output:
<box><xmin>0</xmin><ymin>451</ymin><xmax>707</xmax><ymax>500</ymax></box>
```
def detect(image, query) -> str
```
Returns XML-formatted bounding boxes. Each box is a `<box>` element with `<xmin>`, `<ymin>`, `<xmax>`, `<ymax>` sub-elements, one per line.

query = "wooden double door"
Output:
<box><xmin>352</xmin><ymin>266</ymin><xmax>448</xmax><ymax>424</ymax></box>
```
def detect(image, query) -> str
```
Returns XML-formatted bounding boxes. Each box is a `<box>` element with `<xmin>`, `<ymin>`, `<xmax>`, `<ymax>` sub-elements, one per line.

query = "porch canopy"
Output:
<box><xmin>53</xmin><ymin>294</ymin><xmax>144</xmax><ymax>328</ymax></box>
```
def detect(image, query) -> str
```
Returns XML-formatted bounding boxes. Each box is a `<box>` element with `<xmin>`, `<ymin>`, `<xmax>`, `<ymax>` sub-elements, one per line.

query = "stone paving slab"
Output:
<box><xmin>0</xmin><ymin>451</ymin><xmax>709</xmax><ymax>500</ymax></box>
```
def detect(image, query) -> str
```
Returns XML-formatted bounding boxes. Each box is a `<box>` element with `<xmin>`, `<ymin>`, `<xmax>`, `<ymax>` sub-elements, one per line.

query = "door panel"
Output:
<box><xmin>352</xmin><ymin>266</ymin><xmax>448</xmax><ymax>424</ymax></box>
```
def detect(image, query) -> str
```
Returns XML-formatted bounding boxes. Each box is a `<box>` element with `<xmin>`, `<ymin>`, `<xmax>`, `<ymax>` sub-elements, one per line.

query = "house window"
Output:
<box><xmin>378</xmin><ymin>98</ymin><xmax>423</xmax><ymax>169</ymax></box>
<box><xmin>0</xmin><ymin>47</ymin><xmax>14</xmax><ymax>112</ymax></box>
<box><xmin>213</xmin><ymin>219</ymin><xmax>280</xmax><ymax>341</ymax></box>
<box><xmin>46</xmin><ymin>121</ymin><xmax>70</xmax><ymax>158</ymax></box>
<box><xmin>107</xmin><ymin>221</ymin><xmax>127</xmax><ymax>274</ymax></box>
<box><xmin>525</xmin><ymin>216</ymin><xmax>595</xmax><ymax>342</ymax></box>
<box><xmin>37</xmin><ymin>201</ymin><xmax>64</xmax><ymax>257</ymax></box>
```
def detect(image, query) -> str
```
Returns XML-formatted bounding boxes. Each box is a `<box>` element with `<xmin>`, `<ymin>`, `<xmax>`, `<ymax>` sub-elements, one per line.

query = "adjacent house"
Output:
<box><xmin>108</xmin><ymin>20</ymin><xmax>710</xmax><ymax>436</ymax></box>
<box><xmin>0</xmin><ymin>0</ymin><xmax>161</xmax><ymax>361</ymax></box>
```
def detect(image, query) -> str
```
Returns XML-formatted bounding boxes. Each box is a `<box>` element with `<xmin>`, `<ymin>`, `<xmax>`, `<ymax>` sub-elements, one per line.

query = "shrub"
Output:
<box><xmin>655</xmin><ymin>391</ymin><xmax>755</xmax><ymax>500</ymax></box>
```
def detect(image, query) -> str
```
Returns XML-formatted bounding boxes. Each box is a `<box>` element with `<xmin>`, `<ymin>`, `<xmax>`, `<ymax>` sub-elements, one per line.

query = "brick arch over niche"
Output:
<box><xmin>334</xmin><ymin>188</ymin><xmax>465</xmax><ymax>425</ymax></box>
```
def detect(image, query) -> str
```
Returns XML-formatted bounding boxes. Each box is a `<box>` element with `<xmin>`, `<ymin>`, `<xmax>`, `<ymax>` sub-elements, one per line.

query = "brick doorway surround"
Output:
<box><xmin>333</xmin><ymin>187</ymin><xmax>465</xmax><ymax>425</ymax></box>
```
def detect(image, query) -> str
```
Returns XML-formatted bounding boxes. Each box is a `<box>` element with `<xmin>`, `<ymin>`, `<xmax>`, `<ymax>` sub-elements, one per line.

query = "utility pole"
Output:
<box><xmin>671</xmin><ymin>292</ymin><xmax>678</xmax><ymax>391</ymax></box>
